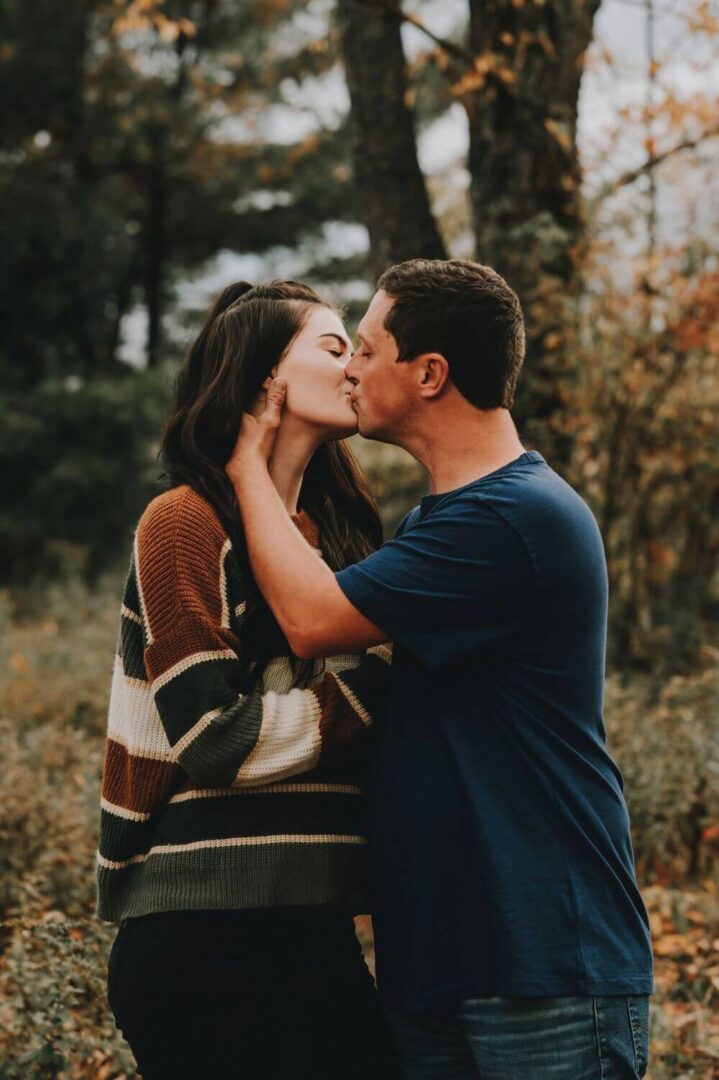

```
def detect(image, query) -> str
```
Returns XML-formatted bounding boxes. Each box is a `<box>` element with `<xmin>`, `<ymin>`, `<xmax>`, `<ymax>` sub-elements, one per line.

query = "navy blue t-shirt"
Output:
<box><xmin>336</xmin><ymin>450</ymin><xmax>653</xmax><ymax>1011</ymax></box>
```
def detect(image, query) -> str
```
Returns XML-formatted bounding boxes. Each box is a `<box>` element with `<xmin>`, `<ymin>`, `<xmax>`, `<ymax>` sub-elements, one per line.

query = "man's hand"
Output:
<box><xmin>225</xmin><ymin>377</ymin><xmax>287</xmax><ymax>485</ymax></box>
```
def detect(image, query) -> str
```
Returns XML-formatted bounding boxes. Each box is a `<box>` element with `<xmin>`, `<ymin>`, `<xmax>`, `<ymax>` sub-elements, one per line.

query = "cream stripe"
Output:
<box><xmin>151</xmin><ymin>649</ymin><xmax>237</xmax><ymax>694</ymax></box>
<box><xmin>101</xmin><ymin>797</ymin><xmax>151</xmax><ymax>823</ymax></box>
<box><xmin>97</xmin><ymin>833</ymin><xmax>366</xmax><ymax>871</ymax></box>
<box><xmin>368</xmin><ymin>643</ymin><xmax>393</xmax><ymax>665</ymax></box>
<box><xmin>332</xmin><ymin>674</ymin><xmax>371</xmax><ymax>728</ymax></box>
<box><xmin>235</xmin><ymin>687</ymin><xmax>322</xmax><ymax>784</ymax></box>
<box><xmin>168</xmin><ymin>783</ymin><xmax>362</xmax><ymax>804</ymax></box>
<box><xmin>107</xmin><ymin>657</ymin><xmax>174</xmax><ymax>759</ymax></box>
<box><xmin>234</xmin><ymin>601</ymin><xmax>247</xmax><ymax>619</ymax></box>
<box><xmin>133</xmin><ymin>530</ymin><xmax>153</xmax><ymax>645</ymax></box>
<box><xmin>220</xmin><ymin>537</ymin><xmax>232</xmax><ymax>629</ymax></box>
<box><xmin>173</xmin><ymin>707</ymin><xmax>222</xmax><ymax>757</ymax></box>
<box><xmin>115</xmin><ymin>657</ymin><xmax>149</xmax><ymax>690</ymax></box>
<box><xmin>121</xmin><ymin>604</ymin><xmax>143</xmax><ymax>627</ymax></box>
<box><xmin>107</xmin><ymin>727</ymin><xmax>175</xmax><ymax>762</ymax></box>
<box><xmin>97</xmin><ymin>852</ymin><xmax>148</xmax><ymax>870</ymax></box>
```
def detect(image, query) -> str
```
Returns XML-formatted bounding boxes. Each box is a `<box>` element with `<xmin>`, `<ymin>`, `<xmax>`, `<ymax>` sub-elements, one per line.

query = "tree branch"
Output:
<box><xmin>592</xmin><ymin>125</ymin><xmax>719</xmax><ymax>205</ymax></box>
<box><xmin>349</xmin><ymin>0</ymin><xmax>474</xmax><ymax>67</ymax></box>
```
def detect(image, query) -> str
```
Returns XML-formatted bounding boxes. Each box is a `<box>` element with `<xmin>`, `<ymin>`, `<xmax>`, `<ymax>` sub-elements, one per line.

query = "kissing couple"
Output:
<box><xmin>98</xmin><ymin>258</ymin><xmax>653</xmax><ymax>1079</ymax></box>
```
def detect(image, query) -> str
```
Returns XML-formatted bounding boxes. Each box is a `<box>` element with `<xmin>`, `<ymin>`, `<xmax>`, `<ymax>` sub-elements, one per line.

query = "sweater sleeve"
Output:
<box><xmin>136</xmin><ymin>487</ymin><xmax>390</xmax><ymax>788</ymax></box>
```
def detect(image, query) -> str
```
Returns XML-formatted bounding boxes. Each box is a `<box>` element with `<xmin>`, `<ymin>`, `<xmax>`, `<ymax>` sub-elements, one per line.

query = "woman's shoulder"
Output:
<box><xmin>135</xmin><ymin>485</ymin><xmax>244</xmax><ymax>636</ymax></box>
<box><xmin>137</xmin><ymin>484</ymin><xmax>229</xmax><ymax>561</ymax></box>
<box><xmin>139</xmin><ymin>484</ymin><xmax>227</xmax><ymax>539</ymax></box>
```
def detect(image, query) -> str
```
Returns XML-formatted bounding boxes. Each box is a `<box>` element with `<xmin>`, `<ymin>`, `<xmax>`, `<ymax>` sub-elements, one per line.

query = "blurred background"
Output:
<box><xmin>0</xmin><ymin>1</ymin><xmax>718</xmax><ymax>1076</ymax></box>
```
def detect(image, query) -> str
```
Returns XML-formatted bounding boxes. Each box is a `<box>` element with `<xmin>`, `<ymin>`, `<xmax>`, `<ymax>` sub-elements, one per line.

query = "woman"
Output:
<box><xmin>97</xmin><ymin>281</ymin><xmax>400</xmax><ymax>1079</ymax></box>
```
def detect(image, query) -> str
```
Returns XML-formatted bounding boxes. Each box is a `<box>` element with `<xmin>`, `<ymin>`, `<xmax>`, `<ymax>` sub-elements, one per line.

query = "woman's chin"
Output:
<box><xmin>324</xmin><ymin>416</ymin><xmax>359</xmax><ymax>442</ymax></box>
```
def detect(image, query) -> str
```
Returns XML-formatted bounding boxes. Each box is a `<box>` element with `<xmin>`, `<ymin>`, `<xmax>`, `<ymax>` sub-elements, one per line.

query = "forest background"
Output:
<box><xmin>0</xmin><ymin>0</ymin><xmax>718</xmax><ymax>1076</ymax></box>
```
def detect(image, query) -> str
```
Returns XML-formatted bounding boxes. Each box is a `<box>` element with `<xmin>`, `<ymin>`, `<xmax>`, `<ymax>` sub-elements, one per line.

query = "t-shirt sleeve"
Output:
<box><xmin>335</xmin><ymin>494</ymin><xmax>537</xmax><ymax>668</ymax></box>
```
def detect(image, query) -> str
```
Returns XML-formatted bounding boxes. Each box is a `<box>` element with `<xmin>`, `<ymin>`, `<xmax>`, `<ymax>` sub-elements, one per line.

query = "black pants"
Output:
<box><xmin>107</xmin><ymin>906</ymin><xmax>402</xmax><ymax>1080</ymax></box>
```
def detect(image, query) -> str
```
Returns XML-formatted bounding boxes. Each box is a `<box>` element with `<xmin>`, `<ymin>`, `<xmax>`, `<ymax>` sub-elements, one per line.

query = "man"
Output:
<box><xmin>227</xmin><ymin>259</ymin><xmax>653</xmax><ymax>1078</ymax></box>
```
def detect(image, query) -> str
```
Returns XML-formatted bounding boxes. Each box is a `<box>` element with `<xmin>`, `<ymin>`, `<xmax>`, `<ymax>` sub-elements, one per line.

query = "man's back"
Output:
<box><xmin>336</xmin><ymin>450</ymin><xmax>654</xmax><ymax>1011</ymax></box>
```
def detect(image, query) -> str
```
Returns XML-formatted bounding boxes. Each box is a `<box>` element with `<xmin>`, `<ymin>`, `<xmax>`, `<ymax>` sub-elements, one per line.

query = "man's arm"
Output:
<box><xmin>226</xmin><ymin>380</ymin><xmax>389</xmax><ymax>658</ymax></box>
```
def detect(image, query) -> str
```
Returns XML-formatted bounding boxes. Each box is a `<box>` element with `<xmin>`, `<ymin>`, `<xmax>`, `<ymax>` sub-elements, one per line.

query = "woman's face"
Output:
<box><xmin>272</xmin><ymin>304</ymin><xmax>356</xmax><ymax>439</ymax></box>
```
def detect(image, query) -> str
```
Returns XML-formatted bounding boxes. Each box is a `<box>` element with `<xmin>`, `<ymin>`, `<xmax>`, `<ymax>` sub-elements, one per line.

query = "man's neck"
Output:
<box><xmin>402</xmin><ymin>408</ymin><xmax>526</xmax><ymax>496</ymax></box>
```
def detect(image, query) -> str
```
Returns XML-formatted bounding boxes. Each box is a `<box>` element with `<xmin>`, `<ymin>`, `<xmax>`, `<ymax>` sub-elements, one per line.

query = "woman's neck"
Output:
<box><xmin>267</xmin><ymin>418</ymin><xmax>323</xmax><ymax>516</ymax></box>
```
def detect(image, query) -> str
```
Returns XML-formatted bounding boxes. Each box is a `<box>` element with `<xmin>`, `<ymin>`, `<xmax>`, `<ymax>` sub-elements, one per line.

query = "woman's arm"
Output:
<box><xmin>122</xmin><ymin>487</ymin><xmax>390</xmax><ymax>789</ymax></box>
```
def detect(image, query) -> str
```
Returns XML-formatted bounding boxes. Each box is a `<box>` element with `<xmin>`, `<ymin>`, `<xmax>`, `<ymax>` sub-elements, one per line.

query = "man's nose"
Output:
<box><xmin>344</xmin><ymin>352</ymin><xmax>360</xmax><ymax>385</ymax></box>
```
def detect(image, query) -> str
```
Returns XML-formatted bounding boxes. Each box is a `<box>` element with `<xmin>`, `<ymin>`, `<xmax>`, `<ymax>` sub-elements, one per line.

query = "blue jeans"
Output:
<box><xmin>387</xmin><ymin>995</ymin><xmax>650</xmax><ymax>1079</ymax></box>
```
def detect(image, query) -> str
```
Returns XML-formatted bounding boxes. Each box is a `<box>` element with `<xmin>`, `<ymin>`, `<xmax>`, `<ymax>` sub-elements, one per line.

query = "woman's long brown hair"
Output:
<box><xmin>159</xmin><ymin>280</ymin><xmax>383</xmax><ymax>687</ymax></box>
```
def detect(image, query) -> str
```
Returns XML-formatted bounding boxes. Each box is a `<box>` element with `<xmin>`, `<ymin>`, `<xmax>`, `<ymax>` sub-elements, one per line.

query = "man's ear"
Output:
<box><xmin>418</xmin><ymin>353</ymin><xmax>450</xmax><ymax>399</ymax></box>
<box><xmin>261</xmin><ymin>368</ymin><xmax>278</xmax><ymax>390</ymax></box>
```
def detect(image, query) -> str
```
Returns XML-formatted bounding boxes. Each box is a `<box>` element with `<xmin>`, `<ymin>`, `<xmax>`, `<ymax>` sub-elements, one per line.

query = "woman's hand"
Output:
<box><xmin>225</xmin><ymin>377</ymin><xmax>287</xmax><ymax>486</ymax></box>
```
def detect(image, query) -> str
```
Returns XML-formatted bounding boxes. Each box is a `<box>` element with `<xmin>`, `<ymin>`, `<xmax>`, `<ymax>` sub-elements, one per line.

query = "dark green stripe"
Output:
<box><xmin>96</xmin><ymin>843</ymin><xmax>370</xmax><ymax>922</ymax></box>
<box><xmin>155</xmin><ymin>790</ymin><xmax>366</xmax><ymax>845</ymax></box>
<box><xmin>119</xmin><ymin>613</ymin><xmax>146</xmax><ymax>681</ymax></box>
<box><xmin>290</xmin><ymin>753</ymin><xmax>371</xmax><ymax>787</ymax></box>
<box><xmin>155</xmin><ymin>657</ymin><xmax>245</xmax><ymax>745</ymax></box>
<box><xmin>177</xmin><ymin>690</ymin><xmax>264</xmax><ymax>786</ymax></box>
<box><xmin>99</xmin><ymin>810</ymin><xmax>154</xmax><ymax>862</ymax></box>
<box><xmin>122</xmin><ymin>556</ymin><xmax>142</xmax><ymax>627</ymax></box>
<box><xmin>333</xmin><ymin>651</ymin><xmax>390</xmax><ymax>726</ymax></box>
<box><xmin>227</xmin><ymin>561</ymin><xmax>247</xmax><ymax>637</ymax></box>
<box><xmin>99</xmin><ymin>791</ymin><xmax>366</xmax><ymax>863</ymax></box>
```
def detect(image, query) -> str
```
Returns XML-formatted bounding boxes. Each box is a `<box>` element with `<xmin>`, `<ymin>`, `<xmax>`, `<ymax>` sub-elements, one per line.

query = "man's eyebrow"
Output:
<box><xmin>356</xmin><ymin>329</ymin><xmax>373</xmax><ymax>347</ymax></box>
<box><xmin>318</xmin><ymin>332</ymin><xmax>352</xmax><ymax>351</ymax></box>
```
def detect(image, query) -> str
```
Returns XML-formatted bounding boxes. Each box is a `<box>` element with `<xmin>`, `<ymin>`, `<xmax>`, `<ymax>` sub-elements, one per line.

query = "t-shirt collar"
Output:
<box><xmin>419</xmin><ymin>450</ymin><xmax>545</xmax><ymax>517</ymax></box>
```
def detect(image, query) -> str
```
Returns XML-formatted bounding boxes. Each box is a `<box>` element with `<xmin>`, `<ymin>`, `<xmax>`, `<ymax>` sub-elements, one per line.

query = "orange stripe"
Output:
<box><xmin>101</xmin><ymin>737</ymin><xmax>182</xmax><ymax>815</ymax></box>
<box><xmin>136</xmin><ymin>486</ymin><xmax>229</xmax><ymax>640</ymax></box>
<box><xmin>314</xmin><ymin>675</ymin><xmax>367</xmax><ymax>759</ymax></box>
<box><xmin>144</xmin><ymin>620</ymin><xmax>242</xmax><ymax>681</ymax></box>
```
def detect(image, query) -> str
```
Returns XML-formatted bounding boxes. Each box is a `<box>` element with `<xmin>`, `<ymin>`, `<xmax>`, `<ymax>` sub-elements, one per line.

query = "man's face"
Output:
<box><xmin>345</xmin><ymin>290</ymin><xmax>416</xmax><ymax>443</ymax></box>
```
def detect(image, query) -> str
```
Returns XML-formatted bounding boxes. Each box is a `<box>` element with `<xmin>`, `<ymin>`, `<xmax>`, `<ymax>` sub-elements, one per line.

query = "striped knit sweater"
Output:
<box><xmin>96</xmin><ymin>484</ymin><xmax>391</xmax><ymax>922</ymax></box>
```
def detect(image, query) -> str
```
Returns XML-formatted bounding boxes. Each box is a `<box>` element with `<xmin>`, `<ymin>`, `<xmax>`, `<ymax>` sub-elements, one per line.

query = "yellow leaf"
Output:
<box><xmin>9</xmin><ymin>651</ymin><xmax>30</xmax><ymax>675</ymax></box>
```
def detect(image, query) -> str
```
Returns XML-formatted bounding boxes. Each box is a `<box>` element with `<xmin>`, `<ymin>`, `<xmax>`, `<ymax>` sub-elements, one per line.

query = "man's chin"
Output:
<box><xmin>351</xmin><ymin>404</ymin><xmax>384</xmax><ymax>443</ymax></box>
<box><xmin>355</xmin><ymin>416</ymin><xmax>380</xmax><ymax>442</ymax></box>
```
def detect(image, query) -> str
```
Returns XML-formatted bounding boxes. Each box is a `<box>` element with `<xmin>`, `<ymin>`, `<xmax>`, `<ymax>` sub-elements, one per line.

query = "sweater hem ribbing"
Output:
<box><xmin>97</xmin><ymin>853</ymin><xmax>370</xmax><ymax>923</ymax></box>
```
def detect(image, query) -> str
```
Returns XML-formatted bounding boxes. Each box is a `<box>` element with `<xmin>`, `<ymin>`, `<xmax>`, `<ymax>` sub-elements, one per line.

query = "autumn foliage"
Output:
<box><xmin>1</xmin><ymin>0</ymin><xmax>718</xmax><ymax>1076</ymax></box>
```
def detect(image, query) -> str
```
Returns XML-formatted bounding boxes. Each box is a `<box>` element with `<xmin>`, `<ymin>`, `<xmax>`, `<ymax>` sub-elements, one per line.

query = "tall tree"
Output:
<box><xmin>464</xmin><ymin>0</ymin><xmax>602</xmax><ymax>458</ymax></box>
<box><xmin>334</xmin><ymin>0</ymin><xmax>602</xmax><ymax>462</ymax></box>
<box><xmin>335</xmin><ymin>0</ymin><xmax>446</xmax><ymax>278</ymax></box>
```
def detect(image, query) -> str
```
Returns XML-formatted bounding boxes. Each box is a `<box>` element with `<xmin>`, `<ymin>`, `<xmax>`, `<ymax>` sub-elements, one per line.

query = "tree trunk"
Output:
<box><xmin>465</xmin><ymin>0</ymin><xmax>601</xmax><ymax>464</ymax></box>
<box><xmin>335</xmin><ymin>0</ymin><xmax>446</xmax><ymax>280</ymax></box>
<box><xmin>144</xmin><ymin>128</ymin><xmax>166</xmax><ymax>369</ymax></box>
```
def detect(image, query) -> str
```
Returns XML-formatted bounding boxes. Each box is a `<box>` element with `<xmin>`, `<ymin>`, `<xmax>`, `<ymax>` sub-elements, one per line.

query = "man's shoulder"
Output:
<box><xmin>394</xmin><ymin>505</ymin><xmax>421</xmax><ymax>539</ymax></box>
<box><xmin>480</xmin><ymin>462</ymin><xmax>598</xmax><ymax>528</ymax></box>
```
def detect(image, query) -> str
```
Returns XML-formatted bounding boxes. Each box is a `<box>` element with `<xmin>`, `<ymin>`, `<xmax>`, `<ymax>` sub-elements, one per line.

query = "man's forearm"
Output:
<box><xmin>232</xmin><ymin>458</ymin><xmax>338</xmax><ymax>651</ymax></box>
<box><xmin>226</xmin><ymin>384</ymin><xmax>388</xmax><ymax>657</ymax></box>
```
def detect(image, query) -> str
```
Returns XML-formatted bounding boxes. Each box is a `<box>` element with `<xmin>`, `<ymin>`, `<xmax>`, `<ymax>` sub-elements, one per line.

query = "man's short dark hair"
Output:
<box><xmin>377</xmin><ymin>258</ymin><xmax>525</xmax><ymax>409</ymax></box>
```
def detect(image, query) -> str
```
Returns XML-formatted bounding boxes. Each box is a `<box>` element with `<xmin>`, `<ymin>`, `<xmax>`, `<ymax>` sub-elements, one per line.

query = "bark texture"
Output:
<box><xmin>335</xmin><ymin>0</ymin><xmax>446</xmax><ymax>279</ymax></box>
<box><xmin>465</xmin><ymin>0</ymin><xmax>601</xmax><ymax>458</ymax></box>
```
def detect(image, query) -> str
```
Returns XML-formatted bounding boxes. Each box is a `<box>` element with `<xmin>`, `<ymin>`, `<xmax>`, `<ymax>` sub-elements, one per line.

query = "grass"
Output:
<box><xmin>0</xmin><ymin>572</ymin><xmax>717</xmax><ymax>1078</ymax></box>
